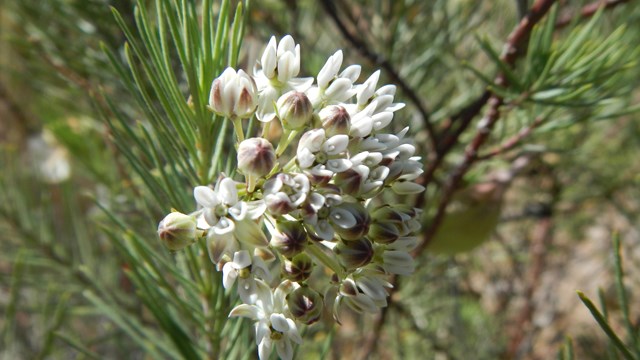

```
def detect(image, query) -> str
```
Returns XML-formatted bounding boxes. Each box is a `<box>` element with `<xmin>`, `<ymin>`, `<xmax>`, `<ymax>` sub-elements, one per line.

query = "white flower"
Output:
<box><xmin>349</xmin><ymin>70</ymin><xmax>405</xmax><ymax>114</ymax></box>
<box><xmin>254</xmin><ymin>35</ymin><xmax>313</xmax><ymax>122</ymax></box>
<box><xmin>263</xmin><ymin>173</ymin><xmax>310</xmax><ymax>216</ymax></box>
<box><xmin>223</xmin><ymin>250</ymin><xmax>273</xmax><ymax>303</ymax></box>
<box><xmin>308</xmin><ymin>50</ymin><xmax>359</xmax><ymax>106</ymax></box>
<box><xmin>296</xmin><ymin>129</ymin><xmax>351</xmax><ymax>178</ymax></box>
<box><xmin>194</xmin><ymin>178</ymin><xmax>267</xmax><ymax>263</ymax></box>
<box><xmin>229</xmin><ymin>280</ymin><xmax>302</xmax><ymax>360</ymax></box>
<box><xmin>303</xmin><ymin>191</ymin><xmax>357</xmax><ymax>241</ymax></box>
<box><xmin>194</xmin><ymin>178</ymin><xmax>244</xmax><ymax>231</ymax></box>
<box><xmin>209</xmin><ymin>68</ymin><xmax>258</xmax><ymax>119</ymax></box>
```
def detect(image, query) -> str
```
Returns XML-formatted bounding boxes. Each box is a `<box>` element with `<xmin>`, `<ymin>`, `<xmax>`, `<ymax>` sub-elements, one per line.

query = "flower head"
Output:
<box><xmin>162</xmin><ymin>33</ymin><xmax>427</xmax><ymax>360</ymax></box>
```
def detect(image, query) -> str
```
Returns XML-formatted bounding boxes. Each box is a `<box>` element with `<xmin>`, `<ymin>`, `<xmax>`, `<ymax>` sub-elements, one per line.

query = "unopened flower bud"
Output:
<box><xmin>277</xmin><ymin>91</ymin><xmax>313</xmax><ymax>130</ymax></box>
<box><xmin>368</xmin><ymin>220</ymin><xmax>400</xmax><ymax>244</ymax></box>
<box><xmin>334</xmin><ymin>238</ymin><xmax>374</xmax><ymax>270</ymax></box>
<box><xmin>237</xmin><ymin>138</ymin><xmax>275</xmax><ymax>178</ymax></box>
<box><xmin>371</xmin><ymin>205</ymin><xmax>407</xmax><ymax>224</ymax></box>
<box><xmin>334</xmin><ymin>165</ymin><xmax>367</xmax><ymax>195</ymax></box>
<box><xmin>270</xmin><ymin>220</ymin><xmax>308</xmax><ymax>258</ymax></box>
<box><xmin>287</xmin><ymin>286</ymin><xmax>324</xmax><ymax>325</ymax></box>
<box><xmin>209</xmin><ymin>68</ymin><xmax>257</xmax><ymax>119</ymax></box>
<box><xmin>157</xmin><ymin>212</ymin><xmax>197</xmax><ymax>250</ymax></box>
<box><xmin>282</xmin><ymin>253</ymin><xmax>313</xmax><ymax>282</ymax></box>
<box><xmin>319</xmin><ymin>105</ymin><xmax>351</xmax><ymax>137</ymax></box>
<box><xmin>332</xmin><ymin>202</ymin><xmax>370</xmax><ymax>241</ymax></box>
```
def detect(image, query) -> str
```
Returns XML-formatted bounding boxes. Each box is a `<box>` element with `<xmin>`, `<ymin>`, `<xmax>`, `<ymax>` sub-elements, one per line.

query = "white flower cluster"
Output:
<box><xmin>157</xmin><ymin>35</ymin><xmax>424</xmax><ymax>360</ymax></box>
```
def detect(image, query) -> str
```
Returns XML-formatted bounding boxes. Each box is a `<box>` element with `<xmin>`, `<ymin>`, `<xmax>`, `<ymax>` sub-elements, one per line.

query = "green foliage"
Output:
<box><xmin>576</xmin><ymin>233</ymin><xmax>640</xmax><ymax>360</ymax></box>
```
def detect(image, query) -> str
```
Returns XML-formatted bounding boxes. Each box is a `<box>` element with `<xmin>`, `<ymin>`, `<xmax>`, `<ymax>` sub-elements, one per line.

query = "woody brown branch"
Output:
<box><xmin>477</xmin><ymin>116</ymin><xmax>545</xmax><ymax>160</ymax></box>
<box><xmin>556</xmin><ymin>0</ymin><xmax>630</xmax><ymax>29</ymax></box>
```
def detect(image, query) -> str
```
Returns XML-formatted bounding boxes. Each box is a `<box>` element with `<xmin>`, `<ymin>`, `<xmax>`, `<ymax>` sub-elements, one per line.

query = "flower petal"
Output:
<box><xmin>222</xmin><ymin>262</ymin><xmax>238</xmax><ymax>289</ymax></box>
<box><xmin>270</xmin><ymin>313</ymin><xmax>290</xmax><ymax>332</ymax></box>
<box><xmin>194</xmin><ymin>186</ymin><xmax>219</xmax><ymax>208</ymax></box>
<box><xmin>330</xmin><ymin>207</ymin><xmax>357</xmax><ymax>229</ymax></box>
<box><xmin>258</xmin><ymin>337</ymin><xmax>273</xmax><ymax>360</ymax></box>
<box><xmin>217</xmin><ymin>178</ymin><xmax>238</xmax><ymax>205</ymax></box>
<box><xmin>326</xmin><ymin>158</ymin><xmax>352</xmax><ymax>173</ymax></box>
<box><xmin>323</xmin><ymin>135</ymin><xmax>349</xmax><ymax>155</ymax></box>
<box><xmin>228</xmin><ymin>304</ymin><xmax>260</xmax><ymax>320</ymax></box>
<box><xmin>275</xmin><ymin>338</ymin><xmax>293</xmax><ymax>360</ymax></box>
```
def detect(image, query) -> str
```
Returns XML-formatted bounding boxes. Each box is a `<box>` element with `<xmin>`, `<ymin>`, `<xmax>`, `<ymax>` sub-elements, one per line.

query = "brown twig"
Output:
<box><xmin>318</xmin><ymin>0</ymin><xmax>439</xmax><ymax>152</ymax></box>
<box><xmin>556</xmin><ymin>0</ymin><xmax>630</xmax><ymax>29</ymax></box>
<box><xmin>477</xmin><ymin>116</ymin><xmax>545</xmax><ymax>160</ymax></box>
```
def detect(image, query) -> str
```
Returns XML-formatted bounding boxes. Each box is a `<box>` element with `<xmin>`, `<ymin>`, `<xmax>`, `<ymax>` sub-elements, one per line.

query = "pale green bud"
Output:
<box><xmin>368</xmin><ymin>221</ymin><xmax>400</xmax><ymax>244</ymax></box>
<box><xmin>282</xmin><ymin>253</ymin><xmax>314</xmax><ymax>282</ymax></box>
<box><xmin>332</xmin><ymin>202</ymin><xmax>370</xmax><ymax>241</ymax></box>
<box><xmin>270</xmin><ymin>220</ymin><xmax>308</xmax><ymax>258</ymax></box>
<box><xmin>157</xmin><ymin>212</ymin><xmax>197</xmax><ymax>251</ymax></box>
<box><xmin>335</xmin><ymin>237</ymin><xmax>374</xmax><ymax>270</ymax></box>
<box><xmin>277</xmin><ymin>91</ymin><xmax>313</xmax><ymax>130</ymax></box>
<box><xmin>287</xmin><ymin>286</ymin><xmax>324</xmax><ymax>325</ymax></box>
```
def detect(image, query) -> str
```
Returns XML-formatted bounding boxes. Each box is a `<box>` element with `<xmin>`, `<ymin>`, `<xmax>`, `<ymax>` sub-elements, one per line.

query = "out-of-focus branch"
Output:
<box><xmin>503</xmin><ymin>170</ymin><xmax>559</xmax><ymax>359</ymax></box>
<box><xmin>556</xmin><ymin>0</ymin><xmax>630</xmax><ymax>29</ymax></box>
<box><xmin>318</xmin><ymin>0</ymin><xmax>438</xmax><ymax>152</ymax></box>
<box><xmin>434</xmin><ymin>0</ymin><xmax>629</xmax><ymax>173</ymax></box>
<box><xmin>477</xmin><ymin>116</ymin><xmax>545</xmax><ymax>160</ymax></box>
<box><xmin>415</xmin><ymin>0</ymin><xmax>560</xmax><ymax>250</ymax></box>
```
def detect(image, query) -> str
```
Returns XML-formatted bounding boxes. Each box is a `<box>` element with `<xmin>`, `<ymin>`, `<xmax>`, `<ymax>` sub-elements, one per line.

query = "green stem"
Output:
<box><xmin>275</xmin><ymin>128</ymin><xmax>291</xmax><ymax>155</ymax></box>
<box><xmin>246</xmin><ymin>174</ymin><xmax>257</xmax><ymax>193</ymax></box>
<box><xmin>282</xmin><ymin>156</ymin><xmax>297</xmax><ymax>173</ymax></box>
<box><xmin>261</xmin><ymin>118</ymin><xmax>271</xmax><ymax>139</ymax></box>
<box><xmin>307</xmin><ymin>242</ymin><xmax>346</xmax><ymax>279</ymax></box>
<box><xmin>275</xmin><ymin>129</ymin><xmax>299</xmax><ymax>156</ymax></box>
<box><xmin>232</xmin><ymin>116</ymin><xmax>244</xmax><ymax>142</ymax></box>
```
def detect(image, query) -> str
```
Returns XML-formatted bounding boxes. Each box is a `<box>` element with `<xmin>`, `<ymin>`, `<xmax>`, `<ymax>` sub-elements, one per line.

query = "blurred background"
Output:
<box><xmin>1</xmin><ymin>0</ymin><xmax>640</xmax><ymax>359</ymax></box>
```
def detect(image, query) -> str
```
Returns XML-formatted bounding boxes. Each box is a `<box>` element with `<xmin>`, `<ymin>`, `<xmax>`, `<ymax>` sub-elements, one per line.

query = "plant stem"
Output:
<box><xmin>232</xmin><ymin>116</ymin><xmax>244</xmax><ymax>142</ymax></box>
<box><xmin>307</xmin><ymin>242</ymin><xmax>345</xmax><ymax>279</ymax></box>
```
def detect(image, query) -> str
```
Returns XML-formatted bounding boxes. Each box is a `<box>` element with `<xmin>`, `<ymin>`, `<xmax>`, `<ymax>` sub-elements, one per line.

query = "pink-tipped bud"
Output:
<box><xmin>237</xmin><ymin>137</ymin><xmax>276</xmax><ymax>178</ymax></box>
<box><xmin>209</xmin><ymin>68</ymin><xmax>257</xmax><ymax>119</ymax></box>
<box><xmin>277</xmin><ymin>91</ymin><xmax>313</xmax><ymax>130</ymax></box>
<box><xmin>319</xmin><ymin>105</ymin><xmax>351</xmax><ymax>137</ymax></box>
